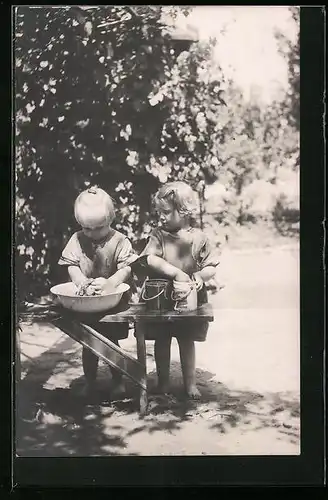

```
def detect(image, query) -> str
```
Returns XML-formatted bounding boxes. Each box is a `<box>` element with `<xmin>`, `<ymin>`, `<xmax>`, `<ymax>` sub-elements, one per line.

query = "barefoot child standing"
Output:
<box><xmin>135</xmin><ymin>181</ymin><xmax>220</xmax><ymax>399</ymax></box>
<box><xmin>58</xmin><ymin>186</ymin><xmax>137</xmax><ymax>398</ymax></box>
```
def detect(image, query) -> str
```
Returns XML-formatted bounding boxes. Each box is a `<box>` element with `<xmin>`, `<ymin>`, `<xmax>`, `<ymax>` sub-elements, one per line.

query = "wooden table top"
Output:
<box><xmin>100</xmin><ymin>303</ymin><xmax>214</xmax><ymax>323</ymax></box>
<box><xmin>18</xmin><ymin>302</ymin><xmax>215</xmax><ymax>324</ymax></box>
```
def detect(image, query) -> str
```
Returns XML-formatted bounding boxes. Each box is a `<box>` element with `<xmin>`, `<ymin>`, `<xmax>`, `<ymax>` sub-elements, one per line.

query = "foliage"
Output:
<box><xmin>15</xmin><ymin>6</ymin><xmax>300</xmax><ymax>300</ymax></box>
<box><xmin>203</xmin><ymin>84</ymin><xmax>298</xmax><ymax>227</ymax></box>
<box><xmin>15</xmin><ymin>6</ymin><xmax>226</xmax><ymax>299</ymax></box>
<box><xmin>204</xmin><ymin>7</ymin><xmax>300</xmax><ymax>233</ymax></box>
<box><xmin>274</xmin><ymin>6</ymin><xmax>300</xmax><ymax>131</ymax></box>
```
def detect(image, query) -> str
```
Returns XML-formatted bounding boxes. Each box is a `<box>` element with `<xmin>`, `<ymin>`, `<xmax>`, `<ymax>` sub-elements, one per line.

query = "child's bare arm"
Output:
<box><xmin>193</xmin><ymin>266</ymin><xmax>217</xmax><ymax>290</ymax></box>
<box><xmin>68</xmin><ymin>266</ymin><xmax>89</xmax><ymax>287</ymax></box>
<box><xmin>106</xmin><ymin>266</ymin><xmax>132</xmax><ymax>288</ymax></box>
<box><xmin>146</xmin><ymin>255</ymin><xmax>190</xmax><ymax>282</ymax></box>
<box><xmin>91</xmin><ymin>266</ymin><xmax>132</xmax><ymax>293</ymax></box>
<box><xmin>194</xmin><ymin>266</ymin><xmax>217</xmax><ymax>282</ymax></box>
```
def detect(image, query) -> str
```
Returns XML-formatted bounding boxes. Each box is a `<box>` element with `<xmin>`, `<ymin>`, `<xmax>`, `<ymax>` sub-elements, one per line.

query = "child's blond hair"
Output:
<box><xmin>74</xmin><ymin>186</ymin><xmax>115</xmax><ymax>226</ymax></box>
<box><xmin>153</xmin><ymin>181</ymin><xmax>198</xmax><ymax>219</ymax></box>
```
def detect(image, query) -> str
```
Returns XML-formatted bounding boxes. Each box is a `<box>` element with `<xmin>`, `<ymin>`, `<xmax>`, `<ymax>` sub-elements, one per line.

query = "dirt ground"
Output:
<box><xmin>16</xmin><ymin>242</ymin><xmax>300</xmax><ymax>457</ymax></box>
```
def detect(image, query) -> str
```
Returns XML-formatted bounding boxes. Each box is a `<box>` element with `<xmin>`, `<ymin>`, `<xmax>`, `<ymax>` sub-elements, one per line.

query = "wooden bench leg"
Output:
<box><xmin>82</xmin><ymin>346</ymin><xmax>99</xmax><ymax>384</ymax></box>
<box><xmin>135</xmin><ymin>326</ymin><xmax>148</xmax><ymax>416</ymax></box>
<box><xmin>16</xmin><ymin>328</ymin><xmax>21</xmax><ymax>384</ymax></box>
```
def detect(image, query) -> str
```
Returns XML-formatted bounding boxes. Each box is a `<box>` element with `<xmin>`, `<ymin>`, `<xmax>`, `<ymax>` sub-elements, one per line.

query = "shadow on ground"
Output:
<box><xmin>108</xmin><ymin>362</ymin><xmax>300</xmax><ymax>443</ymax></box>
<box><xmin>16</xmin><ymin>336</ymin><xmax>300</xmax><ymax>456</ymax></box>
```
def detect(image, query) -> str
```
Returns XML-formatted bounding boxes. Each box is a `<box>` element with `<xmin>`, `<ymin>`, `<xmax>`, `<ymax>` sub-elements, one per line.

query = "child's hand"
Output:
<box><xmin>90</xmin><ymin>277</ymin><xmax>110</xmax><ymax>295</ymax></box>
<box><xmin>192</xmin><ymin>272</ymin><xmax>204</xmax><ymax>291</ymax></box>
<box><xmin>105</xmin><ymin>275</ymin><xmax>120</xmax><ymax>291</ymax></box>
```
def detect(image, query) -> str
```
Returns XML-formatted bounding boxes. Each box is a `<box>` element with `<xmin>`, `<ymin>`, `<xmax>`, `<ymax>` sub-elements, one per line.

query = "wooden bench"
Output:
<box><xmin>19</xmin><ymin>303</ymin><xmax>214</xmax><ymax>416</ymax></box>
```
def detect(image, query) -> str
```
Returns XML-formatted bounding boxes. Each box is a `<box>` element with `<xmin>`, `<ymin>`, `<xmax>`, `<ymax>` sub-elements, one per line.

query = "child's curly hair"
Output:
<box><xmin>152</xmin><ymin>181</ymin><xmax>199</xmax><ymax>219</ymax></box>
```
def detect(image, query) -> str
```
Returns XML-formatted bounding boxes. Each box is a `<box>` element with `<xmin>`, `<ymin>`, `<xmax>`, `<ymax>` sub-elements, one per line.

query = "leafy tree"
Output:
<box><xmin>274</xmin><ymin>6</ymin><xmax>300</xmax><ymax>131</ymax></box>
<box><xmin>270</xmin><ymin>6</ymin><xmax>300</xmax><ymax>232</ymax></box>
<box><xmin>203</xmin><ymin>81</ymin><xmax>299</xmax><ymax>229</ymax></box>
<box><xmin>15</xmin><ymin>6</ymin><xmax>226</xmax><ymax>299</ymax></box>
<box><xmin>16</xmin><ymin>6</ymin><xmax>299</xmax><ymax>301</ymax></box>
<box><xmin>204</xmin><ymin>6</ymin><xmax>299</xmax><ymax>231</ymax></box>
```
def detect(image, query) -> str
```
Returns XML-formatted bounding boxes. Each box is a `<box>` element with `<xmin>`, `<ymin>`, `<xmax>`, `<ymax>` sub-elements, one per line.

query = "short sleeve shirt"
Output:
<box><xmin>140</xmin><ymin>227</ymin><xmax>220</xmax><ymax>276</ymax></box>
<box><xmin>58</xmin><ymin>229</ymin><xmax>137</xmax><ymax>279</ymax></box>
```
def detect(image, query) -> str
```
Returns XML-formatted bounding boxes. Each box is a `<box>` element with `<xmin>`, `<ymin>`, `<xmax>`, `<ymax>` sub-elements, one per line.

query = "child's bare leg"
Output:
<box><xmin>154</xmin><ymin>336</ymin><xmax>172</xmax><ymax>394</ymax></box>
<box><xmin>81</xmin><ymin>346</ymin><xmax>98</xmax><ymax>396</ymax></box>
<box><xmin>177</xmin><ymin>337</ymin><xmax>201</xmax><ymax>399</ymax></box>
<box><xmin>110</xmin><ymin>339</ymin><xmax>125</xmax><ymax>397</ymax></box>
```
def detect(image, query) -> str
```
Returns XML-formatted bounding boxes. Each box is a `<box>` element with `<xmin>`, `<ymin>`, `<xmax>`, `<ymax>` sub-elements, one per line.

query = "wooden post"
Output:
<box><xmin>135</xmin><ymin>324</ymin><xmax>148</xmax><ymax>417</ymax></box>
<box><xmin>16</xmin><ymin>327</ymin><xmax>21</xmax><ymax>384</ymax></box>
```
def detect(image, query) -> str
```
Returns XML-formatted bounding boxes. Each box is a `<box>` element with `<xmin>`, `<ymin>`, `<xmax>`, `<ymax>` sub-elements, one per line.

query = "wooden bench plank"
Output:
<box><xmin>19</xmin><ymin>303</ymin><xmax>214</xmax><ymax>324</ymax></box>
<box><xmin>100</xmin><ymin>303</ymin><xmax>214</xmax><ymax>323</ymax></box>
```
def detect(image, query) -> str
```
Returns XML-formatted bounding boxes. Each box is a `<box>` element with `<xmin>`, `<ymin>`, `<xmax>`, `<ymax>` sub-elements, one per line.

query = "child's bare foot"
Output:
<box><xmin>76</xmin><ymin>382</ymin><xmax>97</xmax><ymax>400</ymax></box>
<box><xmin>111</xmin><ymin>381</ymin><xmax>126</xmax><ymax>399</ymax></box>
<box><xmin>77</xmin><ymin>384</ymin><xmax>89</xmax><ymax>398</ymax></box>
<box><xmin>186</xmin><ymin>385</ymin><xmax>201</xmax><ymax>400</ymax></box>
<box><xmin>153</xmin><ymin>384</ymin><xmax>170</xmax><ymax>395</ymax></box>
<box><xmin>77</xmin><ymin>383</ymin><xmax>97</xmax><ymax>403</ymax></box>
